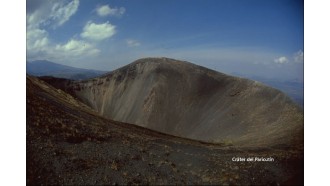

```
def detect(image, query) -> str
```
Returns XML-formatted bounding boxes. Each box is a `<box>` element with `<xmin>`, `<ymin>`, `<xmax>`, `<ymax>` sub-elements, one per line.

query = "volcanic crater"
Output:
<box><xmin>43</xmin><ymin>57</ymin><xmax>303</xmax><ymax>147</ymax></box>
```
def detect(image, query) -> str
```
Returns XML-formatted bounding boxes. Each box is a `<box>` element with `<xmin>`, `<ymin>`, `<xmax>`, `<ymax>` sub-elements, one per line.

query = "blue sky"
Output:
<box><xmin>27</xmin><ymin>0</ymin><xmax>304</xmax><ymax>81</ymax></box>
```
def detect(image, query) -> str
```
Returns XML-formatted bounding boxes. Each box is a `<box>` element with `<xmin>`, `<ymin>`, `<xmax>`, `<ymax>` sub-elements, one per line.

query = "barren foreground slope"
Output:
<box><xmin>46</xmin><ymin>58</ymin><xmax>303</xmax><ymax>147</ymax></box>
<box><xmin>27</xmin><ymin>75</ymin><xmax>303</xmax><ymax>184</ymax></box>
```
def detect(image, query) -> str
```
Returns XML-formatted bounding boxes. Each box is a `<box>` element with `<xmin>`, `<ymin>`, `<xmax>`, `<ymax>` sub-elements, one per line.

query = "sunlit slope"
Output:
<box><xmin>62</xmin><ymin>57</ymin><xmax>303</xmax><ymax>147</ymax></box>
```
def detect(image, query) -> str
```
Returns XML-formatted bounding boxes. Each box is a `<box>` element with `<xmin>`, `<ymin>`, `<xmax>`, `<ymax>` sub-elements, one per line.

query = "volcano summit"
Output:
<box><xmin>45</xmin><ymin>57</ymin><xmax>303</xmax><ymax>147</ymax></box>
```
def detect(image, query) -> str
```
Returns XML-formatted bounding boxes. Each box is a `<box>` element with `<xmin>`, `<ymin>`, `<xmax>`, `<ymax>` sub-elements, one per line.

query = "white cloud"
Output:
<box><xmin>55</xmin><ymin>39</ymin><xmax>100</xmax><ymax>57</ymax></box>
<box><xmin>81</xmin><ymin>21</ymin><xmax>116</xmax><ymax>41</ymax></box>
<box><xmin>27</xmin><ymin>0</ymin><xmax>79</xmax><ymax>29</ymax></box>
<box><xmin>126</xmin><ymin>39</ymin><xmax>141</xmax><ymax>47</ymax></box>
<box><xmin>27</xmin><ymin>0</ymin><xmax>84</xmax><ymax>61</ymax></box>
<box><xmin>274</xmin><ymin>56</ymin><xmax>289</xmax><ymax>64</ymax></box>
<box><xmin>26</xmin><ymin>0</ymin><xmax>100</xmax><ymax>62</ymax></box>
<box><xmin>27</xmin><ymin>28</ymin><xmax>49</xmax><ymax>51</ymax></box>
<box><xmin>27</xmin><ymin>37</ymin><xmax>99</xmax><ymax>62</ymax></box>
<box><xmin>293</xmin><ymin>50</ymin><xmax>304</xmax><ymax>63</ymax></box>
<box><xmin>50</xmin><ymin>0</ymin><xmax>80</xmax><ymax>28</ymax></box>
<box><xmin>96</xmin><ymin>5</ymin><xmax>125</xmax><ymax>17</ymax></box>
<box><xmin>26</xmin><ymin>28</ymin><xmax>51</xmax><ymax>60</ymax></box>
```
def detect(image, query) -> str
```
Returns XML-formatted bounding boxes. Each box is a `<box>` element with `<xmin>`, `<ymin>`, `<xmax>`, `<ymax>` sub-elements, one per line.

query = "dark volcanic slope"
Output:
<box><xmin>27</xmin><ymin>75</ymin><xmax>303</xmax><ymax>185</ymax></box>
<box><xmin>59</xmin><ymin>58</ymin><xmax>303</xmax><ymax>147</ymax></box>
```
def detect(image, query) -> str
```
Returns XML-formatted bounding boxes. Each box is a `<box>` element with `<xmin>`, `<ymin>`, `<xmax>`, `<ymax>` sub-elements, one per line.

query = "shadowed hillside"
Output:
<box><xmin>46</xmin><ymin>57</ymin><xmax>303</xmax><ymax>147</ymax></box>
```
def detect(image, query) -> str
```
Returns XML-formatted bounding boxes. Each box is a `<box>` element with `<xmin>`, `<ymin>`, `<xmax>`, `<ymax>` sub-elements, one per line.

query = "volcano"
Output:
<box><xmin>43</xmin><ymin>57</ymin><xmax>303</xmax><ymax>147</ymax></box>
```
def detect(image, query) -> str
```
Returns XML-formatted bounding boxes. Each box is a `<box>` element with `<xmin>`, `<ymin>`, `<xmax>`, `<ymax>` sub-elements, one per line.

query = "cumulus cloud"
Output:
<box><xmin>96</xmin><ymin>5</ymin><xmax>125</xmax><ymax>17</ymax></box>
<box><xmin>27</xmin><ymin>28</ymin><xmax>49</xmax><ymax>51</ymax></box>
<box><xmin>26</xmin><ymin>28</ymin><xmax>51</xmax><ymax>60</ymax></box>
<box><xmin>28</xmin><ymin>37</ymin><xmax>99</xmax><ymax>62</ymax></box>
<box><xmin>27</xmin><ymin>0</ymin><xmax>79</xmax><ymax>29</ymax></box>
<box><xmin>273</xmin><ymin>50</ymin><xmax>303</xmax><ymax>65</ymax></box>
<box><xmin>126</xmin><ymin>39</ymin><xmax>141</xmax><ymax>47</ymax></box>
<box><xmin>274</xmin><ymin>56</ymin><xmax>289</xmax><ymax>64</ymax></box>
<box><xmin>55</xmin><ymin>39</ymin><xmax>100</xmax><ymax>57</ymax></box>
<box><xmin>49</xmin><ymin>0</ymin><xmax>80</xmax><ymax>28</ymax></box>
<box><xmin>293</xmin><ymin>50</ymin><xmax>304</xmax><ymax>63</ymax></box>
<box><xmin>81</xmin><ymin>21</ymin><xmax>116</xmax><ymax>41</ymax></box>
<box><xmin>26</xmin><ymin>0</ymin><xmax>102</xmax><ymax>62</ymax></box>
<box><xmin>27</xmin><ymin>0</ymin><xmax>81</xmax><ymax>59</ymax></box>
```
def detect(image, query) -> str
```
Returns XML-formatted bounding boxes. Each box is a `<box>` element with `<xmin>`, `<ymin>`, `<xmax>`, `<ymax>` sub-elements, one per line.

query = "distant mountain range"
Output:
<box><xmin>231</xmin><ymin>73</ymin><xmax>304</xmax><ymax>108</ymax></box>
<box><xmin>26</xmin><ymin>60</ymin><xmax>107</xmax><ymax>80</ymax></box>
<box><xmin>250</xmin><ymin>77</ymin><xmax>303</xmax><ymax>108</ymax></box>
